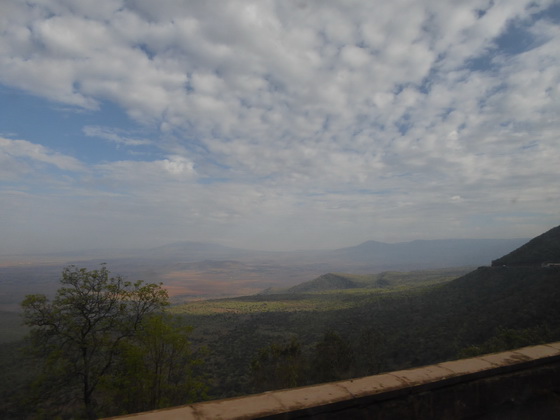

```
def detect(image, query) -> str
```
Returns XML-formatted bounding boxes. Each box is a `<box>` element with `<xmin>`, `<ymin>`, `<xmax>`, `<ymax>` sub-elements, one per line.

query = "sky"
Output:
<box><xmin>1</xmin><ymin>0</ymin><xmax>559</xmax><ymax>254</ymax></box>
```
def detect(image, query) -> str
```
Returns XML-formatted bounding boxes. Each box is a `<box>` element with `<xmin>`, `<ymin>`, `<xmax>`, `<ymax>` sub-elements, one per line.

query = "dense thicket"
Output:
<box><xmin>178</xmin><ymin>265</ymin><xmax>560</xmax><ymax>397</ymax></box>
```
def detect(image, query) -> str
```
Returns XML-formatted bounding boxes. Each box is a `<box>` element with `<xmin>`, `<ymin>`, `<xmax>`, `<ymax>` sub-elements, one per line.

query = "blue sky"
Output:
<box><xmin>1</xmin><ymin>0</ymin><xmax>559</xmax><ymax>254</ymax></box>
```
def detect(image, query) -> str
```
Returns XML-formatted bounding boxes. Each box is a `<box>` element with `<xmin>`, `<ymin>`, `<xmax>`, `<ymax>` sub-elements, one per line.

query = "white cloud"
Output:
<box><xmin>95</xmin><ymin>156</ymin><xmax>196</xmax><ymax>189</ymax></box>
<box><xmin>0</xmin><ymin>137</ymin><xmax>85</xmax><ymax>173</ymax></box>
<box><xmin>0</xmin><ymin>0</ymin><xmax>559</xmax><ymax>252</ymax></box>
<box><xmin>83</xmin><ymin>126</ymin><xmax>152</xmax><ymax>146</ymax></box>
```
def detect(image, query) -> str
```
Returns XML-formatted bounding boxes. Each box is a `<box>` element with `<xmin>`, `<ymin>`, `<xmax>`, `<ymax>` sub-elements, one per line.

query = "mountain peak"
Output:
<box><xmin>491</xmin><ymin>225</ymin><xmax>560</xmax><ymax>266</ymax></box>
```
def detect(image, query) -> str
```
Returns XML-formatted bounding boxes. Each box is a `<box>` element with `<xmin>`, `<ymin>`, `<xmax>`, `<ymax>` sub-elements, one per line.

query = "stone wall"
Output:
<box><xmin>106</xmin><ymin>342</ymin><xmax>560</xmax><ymax>419</ymax></box>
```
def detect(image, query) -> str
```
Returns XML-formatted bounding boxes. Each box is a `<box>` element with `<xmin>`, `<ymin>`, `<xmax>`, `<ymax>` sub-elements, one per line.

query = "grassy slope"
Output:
<box><xmin>169</xmin><ymin>267</ymin><xmax>472</xmax><ymax>316</ymax></box>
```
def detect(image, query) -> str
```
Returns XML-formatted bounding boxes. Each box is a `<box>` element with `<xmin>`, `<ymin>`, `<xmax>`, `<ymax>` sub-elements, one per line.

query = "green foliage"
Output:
<box><xmin>250</xmin><ymin>328</ymin><xmax>380</xmax><ymax>392</ymax></box>
<box><xmin>0</xmin><ymin>339</ymin><xmax>44</xmax><ymax>419</ymax></box>
<box><xmin>101</xmin><ymin>314</ymin><xmax>207</xmax><ymax>413</ymax></box>
<box><xmin>354</xmin><ymin>327</ymin><xmax>386</xmax><ymax>375</ymax></box>
<box><xmin>250</xmin><ymin>337</ymin><xmax>306</xmax><ymax>392</ymax></box>
<box><xmin>310</xmin><ymin>330</ymin><xmax>354</xmax><ymax>383</ymax></box>
<box><xmin>458</xmin><ymin>326</ymin><xmax>552</xmax><ymax>358</ymax></box>
<box><xmin>20</xmin><ymin>265</ymin><xmax>175</xmax><ymax>419</ymax></box>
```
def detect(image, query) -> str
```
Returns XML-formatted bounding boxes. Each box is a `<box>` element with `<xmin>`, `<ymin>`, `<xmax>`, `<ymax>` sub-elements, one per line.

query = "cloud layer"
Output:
<box><xmin>1</xmin><ymin>0</ymin><xmax>559</xmax><ymax>253</ymax></box>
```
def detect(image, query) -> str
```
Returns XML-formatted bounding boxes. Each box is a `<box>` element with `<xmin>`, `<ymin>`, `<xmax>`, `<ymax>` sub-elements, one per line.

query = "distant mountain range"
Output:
<box><xmin>3</xmin><ymin>237</ymin><xmax>532</xmax><ymax>271</ymax></box>
<box><xmin>326</xmin><ymin>238</ymin><xmax>529</xmax><ymax>269</ymax></box>
<box><xmin>137</xmin><ymin>237</ymin><xmax>530</xmax><ymax>271</ymax></box>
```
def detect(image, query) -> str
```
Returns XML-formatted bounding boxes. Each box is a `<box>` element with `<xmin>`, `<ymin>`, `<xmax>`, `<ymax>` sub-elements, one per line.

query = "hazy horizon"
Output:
<box><xmin>1</xmin><ymin>1</ymin><xmax>559</xmax><ymax>255</ymax></box>
<box><xmin>0</xmin><ymin>235</ymin><xmax>534</xmax><ymax>258</ymax></box>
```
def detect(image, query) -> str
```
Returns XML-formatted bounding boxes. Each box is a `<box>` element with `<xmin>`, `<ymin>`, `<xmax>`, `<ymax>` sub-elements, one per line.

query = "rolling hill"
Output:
<box><xmin>286</xmin><ymin>273</ymin><xmax>359</xmax><ymax>293</ymax></box>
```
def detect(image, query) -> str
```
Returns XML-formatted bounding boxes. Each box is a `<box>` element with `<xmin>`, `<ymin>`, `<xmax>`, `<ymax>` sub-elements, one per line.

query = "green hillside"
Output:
<box><xmin>260</xmin><ymin>267</ymin><xmax>472</xmax><ymax>296</ymax></box>
<box><xmin>174</xmin><ymin>263</ymin><xmax>560</xmax><ymax>397</ymax></box>
<box><xmin>492</xmin><ymin>224</ymin><xmax>560</xmax><ymax>266</ymax></box>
